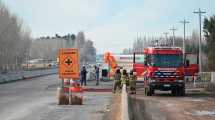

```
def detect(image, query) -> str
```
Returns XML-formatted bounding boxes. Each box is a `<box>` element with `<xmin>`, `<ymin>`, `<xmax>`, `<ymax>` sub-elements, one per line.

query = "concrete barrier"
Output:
<box><xmin>129</xmin><ymin>96</ymin><xmax>167</xmax><ymax>120</ymax></box>
<box><xmin>0</xmin><ymin>68</ymin><xmax>58</xmax><ymax>84</ymax></box>
<box><xmin>121</xmin><ymin>84</ymin><xmax>130</xmax><ymax>120</ymax></box>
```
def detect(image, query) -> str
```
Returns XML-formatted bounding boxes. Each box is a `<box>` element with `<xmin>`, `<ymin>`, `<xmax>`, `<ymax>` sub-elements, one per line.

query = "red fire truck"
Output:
<box><xmin>133</xmin><ymin>47</ymin><xmax>198</xmax><ymax>96</ymax></box>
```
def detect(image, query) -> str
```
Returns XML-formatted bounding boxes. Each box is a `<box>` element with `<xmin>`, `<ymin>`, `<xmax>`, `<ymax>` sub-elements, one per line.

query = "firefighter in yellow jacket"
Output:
<box><xmin>113</xmin><ymin>69</ymin><xmax>121</xmax><ymax>93</ymax></box>
<box><xmin>129</xmin><ymin>70</ymin><xmax>137</xmax><ymax>94</ymax></box>
<box><xmin>121</xmin><ymin>69</ymin><xmax>129</xmax><ymax>87</ymax></box>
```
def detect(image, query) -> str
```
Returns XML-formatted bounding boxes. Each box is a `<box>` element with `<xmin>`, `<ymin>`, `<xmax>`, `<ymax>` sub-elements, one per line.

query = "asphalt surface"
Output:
<box><xmin>0</xmin><ymin>74</ymin><xmax>113</xmax><ymax>120</ymax></box>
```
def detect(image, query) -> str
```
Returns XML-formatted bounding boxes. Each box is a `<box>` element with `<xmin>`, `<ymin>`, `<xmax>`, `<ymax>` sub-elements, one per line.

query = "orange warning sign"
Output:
<box><xmin>59</xmin><ymin>49</ymin><xmax>79</xmax><ymax>79</ymax></box>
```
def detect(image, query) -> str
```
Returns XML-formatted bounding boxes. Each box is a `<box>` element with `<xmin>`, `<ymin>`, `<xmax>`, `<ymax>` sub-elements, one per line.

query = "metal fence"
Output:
<box><xmin>185</xmin><ymin>72</ymin><xmax>215</xmax><ymax>88</ymax></box>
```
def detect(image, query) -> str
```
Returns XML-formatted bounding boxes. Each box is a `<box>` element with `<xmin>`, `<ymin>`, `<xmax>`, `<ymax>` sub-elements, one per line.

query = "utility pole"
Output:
<box><xmin>163</xmin><ymin>32</ymin><xmax>169</xmax><ymax>46</ymax></box>
<box><xmin>180</xmin><ymin>19</ymin><xmax>190</xmax><ymax>56</ymax></box>
<box><xmin>194</xmin><ymin>8</ymin><xmax>206</xmax><ymax>73</ymax></box>
<box><xmin>169</xmin><ymin>27</ymin><xmax>177</xmax><ymax>47</ymax></box>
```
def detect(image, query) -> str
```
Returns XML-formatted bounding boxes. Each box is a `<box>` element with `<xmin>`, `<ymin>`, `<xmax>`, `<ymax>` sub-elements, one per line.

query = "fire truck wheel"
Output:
<box><xmin>179</xmin><ymin>87</ymin><xmax>185</xmax><ymax>96</ymax></box>
<box><xmin>171</xmin><ymin>89</ymin><xmax>177</xmax><ymax>96</ymax></box>
<box><xmin>172</xmin><ymin>87</ymin><xmax>185</xmax><ymax>96</ymax></box>
<box><xmin>147</xmin><ymin>89</ymin><xmax>153</xmax><ymax>96</ymax></box>
<box><xmin>150</xmin><ymin>88</ymin><xmax>155</xmax><ymax>95</ymax></box>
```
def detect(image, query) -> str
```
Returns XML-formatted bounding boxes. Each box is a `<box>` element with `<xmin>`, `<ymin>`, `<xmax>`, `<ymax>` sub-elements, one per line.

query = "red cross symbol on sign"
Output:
<box><xmin>64</xmin><ymin>57</ymin><xmax>73</xmax><ymax>67</ymax></box>
<box><xmin>65</xmin><ymin>58</ymin><xmax>72</xmax><ymax>66</ymax></box>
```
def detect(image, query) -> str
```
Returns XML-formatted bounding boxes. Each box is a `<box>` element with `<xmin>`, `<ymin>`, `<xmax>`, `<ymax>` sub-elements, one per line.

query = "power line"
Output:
<box><xmin>180</xmin><ymin>19</ymin><xmax>190</xmax><ymax>55</ymax></box>
<box><xmin>193</xmin><ymin>8</ymin><xmax>206</xmax><ymax>73</ymax></box>
<box><xmin>169</xmin><ymin>27</ymin><xmax>177</xmax><ymax>47</ymax></box>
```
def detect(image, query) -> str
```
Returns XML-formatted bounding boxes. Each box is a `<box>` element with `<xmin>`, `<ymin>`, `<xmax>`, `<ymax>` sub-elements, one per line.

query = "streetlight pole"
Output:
<box><xmin>163</xmin><ymin>32</ymin><xmax>169</xmax><ymax>46</ymax></box>
<box><xmin>194</xmin><ymin>8</ymin><xmax>206</xmax><ymax>73</ymax></box>
<box><xmin>180</xmin><ymin>19</ymin><xmax>190</xmax><ymax>55</ymax></box>
<box><xmin>169</xmin><ymin>27</ymin><xmax>177</xmax><ymax>47</ymax></box>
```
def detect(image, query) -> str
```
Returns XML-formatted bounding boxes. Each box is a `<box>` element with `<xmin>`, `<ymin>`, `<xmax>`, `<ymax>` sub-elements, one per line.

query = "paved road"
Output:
<box><xmin>0</xmin><ymin>74</ymin><xmax>113</xmax><ymax>120</ymax></box>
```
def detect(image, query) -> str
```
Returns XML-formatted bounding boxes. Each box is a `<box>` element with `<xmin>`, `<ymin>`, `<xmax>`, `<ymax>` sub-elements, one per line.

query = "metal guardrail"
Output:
<box><xmin>186</xmin><ymin>72</ymin><xmax>215</xmax><ymax>88</ymax></box>
<box><xmin>0</xmin><ymin>68</ymin><xmax>58</xmax><ymax>84</ymax></box>
<box><xmin>212</xmin><ymin>72</ymin><xmax>215</xmax><ymax>83</ymax></box>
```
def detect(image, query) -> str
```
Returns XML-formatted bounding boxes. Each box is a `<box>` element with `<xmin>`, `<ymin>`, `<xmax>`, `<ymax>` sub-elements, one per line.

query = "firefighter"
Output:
<box><xmin>80</xmin><ymin>66</ymin><xmax>87</xmax><ymax>86</ymax></box>
<box><xmin>129</xmin><ymin>70</ymin><xmax>137</xmax><ymax>94</ymax></box>
<box><xmin>113</xmin><ymin>68</ymin><xmax>121</xmax><ymax>93</ymax></box>
<box><xmin>121</xmin><ymin>69</ymin><xmax>129</xmax><ymax>87</ymax></box>
<box><xmin>94</xmin><ymin>65</ymin><xmax>100</xmax><ymax>86</ymax></box>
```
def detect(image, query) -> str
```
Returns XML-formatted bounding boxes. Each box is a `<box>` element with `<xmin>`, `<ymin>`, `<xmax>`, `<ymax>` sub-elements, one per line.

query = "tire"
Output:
<box><xmin>171</xmin><ymin>89</ymin><xmax>177</xmax><ymax>96</ymax></box>
<box><xmin>172</xmin><ymin>87</ymin><xmax>185</xmax><ymax>96</ymax></box>
<box><xmin>179</xmin><ymin>87</ymin><xmax>185</xmax><ymax>96</ymax></box>
<box><xmin>150</xmin><ymin>88</ymin><xmax>155</xmax><ymax>95</ymax></box>
<box><xmin>147</xmin><ymin>89</ymin><xmax>152</xmax><ymax>96</ymax></box>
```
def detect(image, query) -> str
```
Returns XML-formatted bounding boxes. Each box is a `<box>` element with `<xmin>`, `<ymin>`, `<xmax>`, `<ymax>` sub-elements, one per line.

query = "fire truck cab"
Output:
<box><xmin>133</xmin><ymin>47</ymin><xmax>190</xmax><ymax>96</ymax></box>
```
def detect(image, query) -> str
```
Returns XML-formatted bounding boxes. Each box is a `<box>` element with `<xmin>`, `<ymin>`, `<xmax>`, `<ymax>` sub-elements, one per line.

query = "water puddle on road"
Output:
<box><xmin>193</xmin><ymin>110</ymin><xmax>215</xmax><ymax>117</ymax></box>
<box><xmin>183</xmin><ymin>98</ymin><xmax>205</xmax><ymax>102</ymax></box>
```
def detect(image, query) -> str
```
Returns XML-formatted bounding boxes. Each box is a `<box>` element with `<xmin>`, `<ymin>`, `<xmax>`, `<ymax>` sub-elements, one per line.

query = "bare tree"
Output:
<box><xmin>0</xmin><ymin>1</ymin><xmax>32</xmax><ymax>71</ymax></box>
<box><xmin>30</xmin><ymin>32</ymin><xmax>97</xmax><ymax>64</ymax></box>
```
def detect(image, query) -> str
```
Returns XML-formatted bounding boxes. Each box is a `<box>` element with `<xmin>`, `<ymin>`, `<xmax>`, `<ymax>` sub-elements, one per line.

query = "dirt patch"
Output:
<box><xmin>104</xmin><ymin>93</ymin><xmax>121</xmax><ymax>120</ymax></box>
<box><xmin>130</xmin><ymin>88</ymin><xmax>215</xmax><ymax>120</ymax></box>
<box><xmin>158</xmin><ymin>97</ymin><xmax>215</xmax><ymax>120</ymax></box>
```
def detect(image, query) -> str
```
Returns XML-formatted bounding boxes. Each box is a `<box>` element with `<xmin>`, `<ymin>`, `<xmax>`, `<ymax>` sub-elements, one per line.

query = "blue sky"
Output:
<box><xmin>2</xmin><ymin>0</ymin><xmax>215</xmax><ymax>53</ymax></box>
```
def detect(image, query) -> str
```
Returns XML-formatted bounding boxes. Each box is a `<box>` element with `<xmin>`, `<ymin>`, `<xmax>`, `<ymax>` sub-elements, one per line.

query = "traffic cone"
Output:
<box><xmin>69</xmin><ymin>95</ymin><xmax>83</xmax><ymax>105</ymax></box>
<box><xmin>69</xmin><ymin>83</ymin><xmax>83</xmax><ymax>105</ymax></box>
